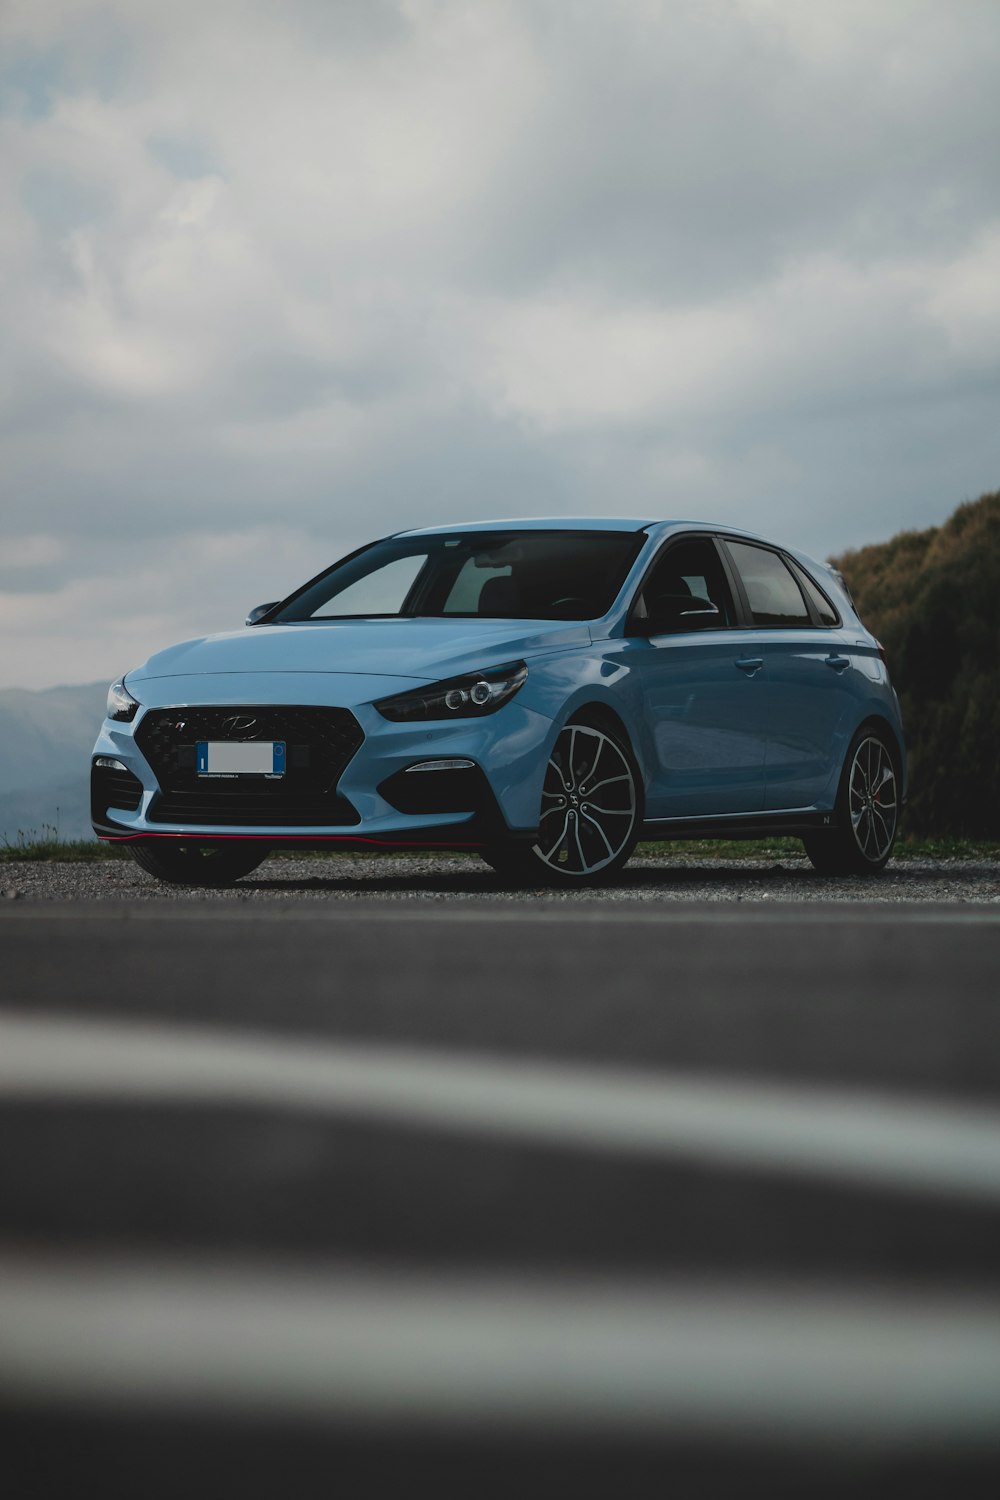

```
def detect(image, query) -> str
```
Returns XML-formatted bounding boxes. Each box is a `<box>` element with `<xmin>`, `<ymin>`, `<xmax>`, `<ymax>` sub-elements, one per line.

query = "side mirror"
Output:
<box><xmin>645</xmin><ymin>594</ymin><xmax>721</xmax><ymax>635</ymax></box>
<box><xmin>246</xmin><ymin>601</ymin><xmax>279</xmax><ymax>626</ymax></box>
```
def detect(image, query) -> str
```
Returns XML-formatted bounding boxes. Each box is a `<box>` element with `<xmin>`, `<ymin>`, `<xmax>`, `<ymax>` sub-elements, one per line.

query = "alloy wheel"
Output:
<box><xmin>848</xmin><ymin>734</ymin><xmax>898</xmax><ymax>863</ymax></box>
<box><xmin>534</xmin><ymin>724</ymin><xmax>638</xmax><ymax>877</ymax></box>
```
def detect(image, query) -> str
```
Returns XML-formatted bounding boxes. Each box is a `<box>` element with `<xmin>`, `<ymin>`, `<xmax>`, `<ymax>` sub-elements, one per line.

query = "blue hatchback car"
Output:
<box><xmin>92</xmin><ymin>518</ymin><xmax>906</xmax><ymax>885</ymax></box>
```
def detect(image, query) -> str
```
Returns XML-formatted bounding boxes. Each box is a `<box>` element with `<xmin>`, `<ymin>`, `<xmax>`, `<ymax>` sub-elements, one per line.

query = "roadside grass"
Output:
<box><xmin>4</xmin><ymin>829</ymin><xmax>999</xmax><ymax>864</ymax></box>
<box><xmin>0</xmin><ymin>828</ymin><xmax>131</xmax><ymax>863</ymax></box>
<box><xmin>892</xmin><ymin>835</ymin><xmax>1000</xmax><ymax>861</ymax></box>
<box><xmin>647</xmin><ymin>835</ymin><xmax>1000</xmax><ymax>861</ymax></box>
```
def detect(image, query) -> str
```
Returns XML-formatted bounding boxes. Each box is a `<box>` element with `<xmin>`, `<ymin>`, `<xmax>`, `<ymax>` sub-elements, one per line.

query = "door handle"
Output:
<box><xmin>825</xmin><ymin>654</ymin><xmax>850</xmax><ymax>673</ymax></box>
<box><xmin>735</xmin><ymin>656</ymin><xmax>764</xmax><ymax>675</ymax></box>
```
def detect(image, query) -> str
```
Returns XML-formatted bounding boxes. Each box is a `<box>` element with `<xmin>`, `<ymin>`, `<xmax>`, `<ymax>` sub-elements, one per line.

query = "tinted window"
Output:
<box><xmin>636</xmin><ymin>537</ymin><xmax>736</xmax><ymax>630</ymax></box>
<box><xmin>442</xmin><ymin>558</ymin><xmax>513</xmax><ymax>613</ymax></box>
<box><xmin>787</xmin><ymin>558</ymin><xmax>840</xmax><ymax>627</ymax></box>
<box><xmin>275</xmin><ymin>531</ymin><xmax>645</xmax><ymax>622</ymax></box>
<box><xmin>727</xmin><ymin>542</ymin><xmax>810</xmax><ymax>627</ymax></box>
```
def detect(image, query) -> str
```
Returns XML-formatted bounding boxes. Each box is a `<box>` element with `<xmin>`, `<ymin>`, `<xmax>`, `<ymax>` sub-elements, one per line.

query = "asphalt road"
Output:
<box><xmin>2</xmin><ymin>898</ymin><xmax>1000</xmax><ymax>1496</ymax></box>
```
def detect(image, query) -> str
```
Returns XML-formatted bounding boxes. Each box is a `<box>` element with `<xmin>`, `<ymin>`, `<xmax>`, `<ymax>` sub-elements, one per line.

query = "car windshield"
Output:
<box><xmin>272</xmin><ymin>530</ymin><xmax>646</xmax><ymax>622</ymax></box>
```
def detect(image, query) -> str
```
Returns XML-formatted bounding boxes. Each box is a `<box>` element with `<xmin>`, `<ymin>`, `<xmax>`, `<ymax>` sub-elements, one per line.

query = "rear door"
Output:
<box><xmin>721</xmin><ymin>540</ymin><xmax>859</xmax><ymax>812</ymax></box>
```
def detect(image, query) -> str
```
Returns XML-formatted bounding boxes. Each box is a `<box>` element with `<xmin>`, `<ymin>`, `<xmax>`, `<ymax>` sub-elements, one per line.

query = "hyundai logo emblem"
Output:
<box><xmin>222</xmin><ymin>714</ymin><xmax>260</xmax><ymax>739</ymax></box>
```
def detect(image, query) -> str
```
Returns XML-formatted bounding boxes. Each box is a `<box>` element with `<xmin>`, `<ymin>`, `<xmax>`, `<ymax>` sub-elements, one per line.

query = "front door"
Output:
<box><xmin>624</xmin><ymin>536</ymin><xmax>768</xmax><ymax>820</ymax></box>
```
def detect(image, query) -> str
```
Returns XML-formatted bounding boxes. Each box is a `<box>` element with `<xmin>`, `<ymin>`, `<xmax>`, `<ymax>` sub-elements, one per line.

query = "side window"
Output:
<box><xmin>787</xmin><ymin>558</ymin><xmax>840</xmax><ymax>627</ymax></box>
<box><xmin>726</xmin><ymin>542</ymin><xmax>810</xmax><ymax>627</ymax></box>
<box><xmin>637</xmin><ymin>538</ymin><xmax>736</xmax><ymax>631</ymax></box>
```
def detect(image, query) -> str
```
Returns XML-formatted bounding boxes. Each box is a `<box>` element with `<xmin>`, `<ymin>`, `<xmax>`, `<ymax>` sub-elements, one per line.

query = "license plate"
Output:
<box><xmin>196</xmin><ymin>741</ymin><xmax>285</xmax><ymax>777</ymax></box>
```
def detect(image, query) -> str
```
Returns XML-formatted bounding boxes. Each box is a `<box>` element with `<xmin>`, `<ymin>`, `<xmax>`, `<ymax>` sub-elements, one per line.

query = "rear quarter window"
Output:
<box><xmin>787</xmin><ymin>559</ymin><xmax>840</xmax><ymax>627</ymax></box>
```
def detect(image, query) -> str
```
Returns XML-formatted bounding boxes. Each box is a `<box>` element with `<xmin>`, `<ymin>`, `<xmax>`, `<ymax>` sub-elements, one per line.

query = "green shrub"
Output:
<box><xmin>832</xmin><ymin>489</ymin><xmax>1000</xmax><ymax>837</ymax></box>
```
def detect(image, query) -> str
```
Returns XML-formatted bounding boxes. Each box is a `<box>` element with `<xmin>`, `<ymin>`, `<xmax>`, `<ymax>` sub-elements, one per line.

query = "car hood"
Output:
<box><xmin>128</xmin><ymin>618</ymin><xmax>592</xmax><ymax>687</ymax></box>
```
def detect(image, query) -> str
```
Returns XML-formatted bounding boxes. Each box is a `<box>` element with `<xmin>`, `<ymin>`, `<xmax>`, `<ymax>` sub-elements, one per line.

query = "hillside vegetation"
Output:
<box><xmin>832</xmin><ymin>489</ymin><xmax>1000</xmax><ymax>838</ymax></box>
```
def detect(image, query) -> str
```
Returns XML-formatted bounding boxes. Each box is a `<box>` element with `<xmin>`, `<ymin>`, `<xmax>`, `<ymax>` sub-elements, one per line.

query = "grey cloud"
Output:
<box><xmin>147</xmin><ymin>134</ymin><xmax>223</xmax><ymax>181</ymax></box>
<box><xmin>460</xmin><ymin>1</ymin><xmax>1000</xmax><ymax>300</ymax></box>
<box><xmin>0</xmin><ymin>42</ymin><xmax>67</xmax><ymax>120</ymax></box>
<box><xmin>0</xmin><ymin>9</ymin><xmax>133</xmax><ymax>116</ymax></box>
<box><xmin>19</xmin><ymin>167</ymin><xmax>109</xmax><ymax>232</ymax></box>
<box><xmin>270</xmin><ymin>0</ymin><xmax>412</xmax><ymax>54</ymax></box>
<box><xmin>11</xmin><ymin>365</ymin><xmax>997</xmax><ymax>584</ymax></box>
<box><xmin>1</xmin><ymin>395</ymin><xmax>554</xmax><ymax>556</ymax></box>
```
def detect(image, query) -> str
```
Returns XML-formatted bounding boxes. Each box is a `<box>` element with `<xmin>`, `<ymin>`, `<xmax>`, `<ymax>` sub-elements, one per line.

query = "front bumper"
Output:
<box><xmin>91</xmin><ymin>691</ymin><xmax>553</xmax><ymax>850</ymax></box>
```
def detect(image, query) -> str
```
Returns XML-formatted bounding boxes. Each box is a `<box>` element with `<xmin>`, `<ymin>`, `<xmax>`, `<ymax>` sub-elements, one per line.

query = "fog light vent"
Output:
<box><xmin>91</xmin><ymin>759</ymin><xmax>144</xmax><ymax>824</ymax></box>
<box><xmin>379</xmin><ymin>761</ymin><xmax>488</xmax><ymax>815</ymax></box>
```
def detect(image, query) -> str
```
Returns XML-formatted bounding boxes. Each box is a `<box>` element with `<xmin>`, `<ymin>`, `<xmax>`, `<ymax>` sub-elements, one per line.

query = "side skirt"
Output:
<box><xmin>639</xmin><ymin>809</ymin><xmax>836</xmax><ymax>842</ymax></box>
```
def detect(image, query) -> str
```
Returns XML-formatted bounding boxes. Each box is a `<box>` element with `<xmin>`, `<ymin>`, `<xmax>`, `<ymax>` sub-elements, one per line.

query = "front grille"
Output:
<box><xmin>136</xmin><ymin>705</ymin><xmax>363</xmax><ymax>827</ymax></box>
<box><xmin>91</xmin><ymin>762</ymin><xmax>144</xmax><ymax>825</ymax></box>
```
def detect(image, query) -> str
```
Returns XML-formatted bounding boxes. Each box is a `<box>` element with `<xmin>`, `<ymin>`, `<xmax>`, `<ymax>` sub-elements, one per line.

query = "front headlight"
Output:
<box><xmin>107</xmin><ymin>678</ymin><xmax>140</xmax><ymax>722</ymax></box>
<box><xmin>374</xmin><ymin>661</ymin><xmax>528</xmax><ymax>722</ymax></box>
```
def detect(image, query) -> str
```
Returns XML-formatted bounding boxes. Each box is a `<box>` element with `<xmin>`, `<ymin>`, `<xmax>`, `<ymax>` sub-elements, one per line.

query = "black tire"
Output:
<box><xmin>129</xmin><ymin>840</ymin><xmax>269</xmax><ymax>887</ymax></box>
<box><xmin>482</xmin><ymin>717</ymin><xmax>642</xmax><ymax>886</ymax></box>
<box><xmin>803</xmin><ymin>726</ymin><xmax>900</xmax><ymax>875</ymax></box>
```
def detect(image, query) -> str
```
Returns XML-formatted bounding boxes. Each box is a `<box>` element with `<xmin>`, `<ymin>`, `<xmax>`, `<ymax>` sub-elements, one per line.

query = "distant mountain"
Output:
<box><xmin>0</xmin><ymin>682</ymin><xmax>108</xmax><ymax>843</ymax></box>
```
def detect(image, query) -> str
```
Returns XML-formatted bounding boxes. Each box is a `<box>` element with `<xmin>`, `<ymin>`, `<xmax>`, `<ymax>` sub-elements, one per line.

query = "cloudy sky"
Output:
<box><xmin>2</xmin><ymin>0</ymin><xmax>999</xmax><ymax>690</ymax></box>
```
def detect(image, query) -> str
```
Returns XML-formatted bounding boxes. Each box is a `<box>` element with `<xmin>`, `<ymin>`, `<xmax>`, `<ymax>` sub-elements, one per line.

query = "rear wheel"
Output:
<box><xmin>803</xmin><ymin>727</ymin><xmax>900</xmax><ymax>875</ymax></box>
<box><xmin>129</xmin><ymin>840</ymin><xmax>268</xmax><ymax>887</ymax></box>
<box><xmin>482</xmin><ymin>719</ymin><xmax>642</xmax><ymax>886</ymax></box>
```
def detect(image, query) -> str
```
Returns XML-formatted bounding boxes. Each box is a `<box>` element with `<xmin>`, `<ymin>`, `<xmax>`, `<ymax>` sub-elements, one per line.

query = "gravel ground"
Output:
<box><xmin>3</xmin><ymin>852</ymin><xmax>1000</xmax><ymax>903</ymax></box>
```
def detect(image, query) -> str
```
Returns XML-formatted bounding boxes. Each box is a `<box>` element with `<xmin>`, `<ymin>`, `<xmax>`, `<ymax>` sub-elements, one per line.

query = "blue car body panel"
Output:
<box><xmin>126</xmin><ymin>618</ymin><xmax>595</xmax><ymax>687</ymax></box>
<box><xmin>91</xmin><ymin>518</ymin><xmax>907</xmax><ymax>848</ymax></box>
<box><xmin>611</xmin><ymin>631</ymin><xmax>770</xmax><ymax>818</ymax></box>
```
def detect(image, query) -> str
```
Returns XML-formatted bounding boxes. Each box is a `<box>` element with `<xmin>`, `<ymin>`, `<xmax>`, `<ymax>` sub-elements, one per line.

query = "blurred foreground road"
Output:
<box><xmin>2</xmin><ymin>898</ymin><xmax>999</xmax><ymax>1497</ymax></box>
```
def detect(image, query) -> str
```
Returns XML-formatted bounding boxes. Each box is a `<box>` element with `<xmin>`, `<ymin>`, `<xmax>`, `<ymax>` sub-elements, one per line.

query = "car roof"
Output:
<box><xmin>394</xmin><ymin>517</ymin><xmax>658</xmax><ymax>536</ymax></box>
<box><xmin>393</xmin><ymin>516</ymin><xmax>783</xmax><ymax>547</ymax></box>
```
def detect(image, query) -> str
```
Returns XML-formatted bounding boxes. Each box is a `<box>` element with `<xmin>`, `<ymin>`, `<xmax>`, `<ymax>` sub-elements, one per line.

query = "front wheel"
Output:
<box><xmin>129</xmin><ymin>840</ymin><xmax>269</xmax><ymax>887</ymax></box>
<box><xmin>803</xmin><ymin>728</ymin><xmax>900</xmax><ymax>875</ymax></box>
<box><xmin>482</xmin><ymin>719</ymin><xmax>642</xmax><ymax>886</ymax></box>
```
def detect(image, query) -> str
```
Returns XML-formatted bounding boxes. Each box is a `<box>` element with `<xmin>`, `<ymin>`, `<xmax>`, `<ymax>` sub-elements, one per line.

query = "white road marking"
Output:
<box><xmin>2</xmin><ymin>1013</ymin><xmax>1000</xmax><ymax>1202</ymax></box>
<box><xmin>0</xmin><ymin>1258</ymin><xmax>998</xmax><ymax>1442</ymax></box>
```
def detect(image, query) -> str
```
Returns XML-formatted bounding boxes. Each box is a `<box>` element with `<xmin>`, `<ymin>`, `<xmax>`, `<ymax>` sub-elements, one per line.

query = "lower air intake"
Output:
<box><xmin>91</xmin><ymin>762</ymin><xmax>144</xmax><ymax>825</ymax></box>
